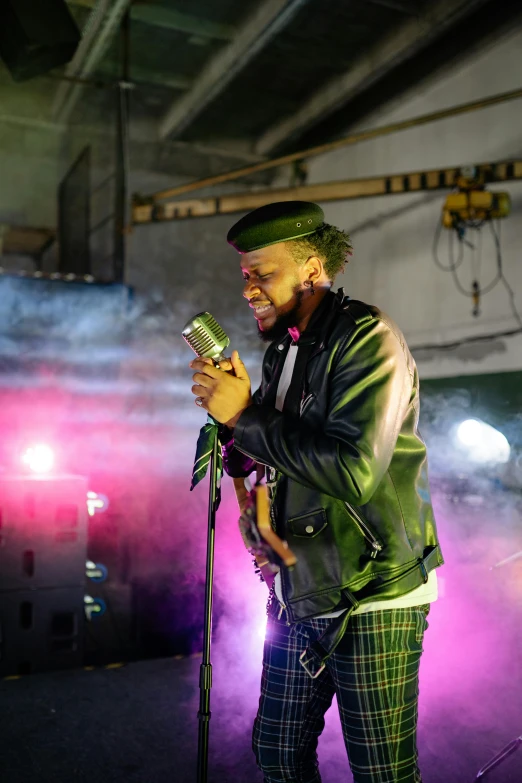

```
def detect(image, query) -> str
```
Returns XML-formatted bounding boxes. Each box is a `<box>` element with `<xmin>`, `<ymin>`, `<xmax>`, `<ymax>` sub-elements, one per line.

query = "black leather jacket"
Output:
<box><xmin>224</xmin><ymin>289</ymin><xmax>443</xmax><ymax>623</ymax></box>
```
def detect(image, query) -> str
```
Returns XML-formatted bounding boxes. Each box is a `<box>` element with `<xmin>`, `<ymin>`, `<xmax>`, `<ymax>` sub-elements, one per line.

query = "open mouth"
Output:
<box><xmin>250</xmin><ymin>303</ymin><xmax>273</xmax><ymax>319</ymax></box>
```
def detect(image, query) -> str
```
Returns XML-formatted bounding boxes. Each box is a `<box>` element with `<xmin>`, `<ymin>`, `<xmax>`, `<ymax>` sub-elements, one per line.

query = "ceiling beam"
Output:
<box><xmin>365</xmin><ymin>0</ymin><xmax>417</xmax><ymax>13</ymax></box>
<box><xmin>97</xmin><ymin>62</ymin><xmax>192</xmax><ymax>92</ymax></box>
<box><xmin>127</xmin><ymin>4</ymin><xmax>234</xmax><ymax>41</ymax></box>
<box><xmin>0</xmin><ymin>110</ymin><xmax>264</xmax><ymax>164</ymax></box>
<box><xmin>67</xmin><ymin>1</ymin><xmax>235</xmax><ymax>40</ymax></box>
<box><xmin>255</xmin><ymin>0</ymin><xmax>490</xmax><ymax>156</ymax></box>
<box><xmin>53</xmin><ymin>0</ymin><xmax>133</xmax><ymax>123</ymax></box>
<box><xmin>158</xmin><ymin>0</ymin><xmax>310</xmax><ymax>141</ymax></box>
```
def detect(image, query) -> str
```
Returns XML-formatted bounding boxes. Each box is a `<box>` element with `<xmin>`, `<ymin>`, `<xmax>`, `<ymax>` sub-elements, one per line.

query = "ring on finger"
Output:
<box><xmin>195</xmin><ymin>397</ymin><xmax>204</xmax><ymax>407</ymax></box>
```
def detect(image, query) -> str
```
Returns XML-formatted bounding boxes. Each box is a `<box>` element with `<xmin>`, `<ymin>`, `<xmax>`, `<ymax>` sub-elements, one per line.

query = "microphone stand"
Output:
<box><xmin>197</xmin><ymin>423</ymin><xmax>220</xmax><ymax>783</ymax></box>
<box><xmin>180</xmin><ymin>311</ymin><xmax>230</xmax><ymax>781</ymax></box>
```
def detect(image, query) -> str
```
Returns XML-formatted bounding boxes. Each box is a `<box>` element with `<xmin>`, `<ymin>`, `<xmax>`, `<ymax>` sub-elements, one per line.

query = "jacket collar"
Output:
<box><xmin>274</xmin><ymin>288</ymin><xmax>348</xmax><ymax>356</ymax></box>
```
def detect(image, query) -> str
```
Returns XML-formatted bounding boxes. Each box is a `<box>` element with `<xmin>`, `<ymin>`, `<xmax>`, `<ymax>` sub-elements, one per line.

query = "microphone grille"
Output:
<box><xmin>181</xmin><ymin>311</ymin><xmax>230</xmax><ymax>360</ymax></box>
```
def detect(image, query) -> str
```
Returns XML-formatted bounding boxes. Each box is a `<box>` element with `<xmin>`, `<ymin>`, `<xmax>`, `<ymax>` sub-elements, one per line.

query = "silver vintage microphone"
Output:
<box><xmin>182</xmin><ymin>311</ymin><xmax>230</xmax><ymax>362</ymax></box>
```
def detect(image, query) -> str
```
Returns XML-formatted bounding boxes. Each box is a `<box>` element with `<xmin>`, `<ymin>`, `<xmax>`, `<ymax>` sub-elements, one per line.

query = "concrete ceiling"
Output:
<box><xmin>0</xmin><ymin>0</ymin><xmax>521</xmax><ymax>178</ymax></box>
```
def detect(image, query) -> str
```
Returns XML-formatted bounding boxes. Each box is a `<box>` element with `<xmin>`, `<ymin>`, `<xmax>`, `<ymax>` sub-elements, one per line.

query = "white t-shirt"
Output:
<box><xmin>272</xmin><ymin>343</ymin><xmax>437</xmax><ymax>617</ymax></box>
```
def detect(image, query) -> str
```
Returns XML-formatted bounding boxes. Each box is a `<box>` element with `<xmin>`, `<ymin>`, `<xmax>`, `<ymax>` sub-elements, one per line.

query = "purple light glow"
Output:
<box><xmin>1</xmin><ymin>281</ymin><xmax>520</xmax><ymax>781</ymax></box>
<box><xmin>199</xmin><ymin>481</ymin><xmax>522</xmax><ymax>781</ymax></box>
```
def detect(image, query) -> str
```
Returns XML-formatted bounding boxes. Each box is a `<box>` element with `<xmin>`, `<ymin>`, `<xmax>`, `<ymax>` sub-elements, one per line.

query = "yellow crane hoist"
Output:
<box><xmin>436</xmin><ymin>166</ymin><xmax>514</xmax><ymax>320</ymax></box>
<box><xmin>442</xmin><ymin>167</ymin><xmax>510</xmax><ymax>229</ymax></box>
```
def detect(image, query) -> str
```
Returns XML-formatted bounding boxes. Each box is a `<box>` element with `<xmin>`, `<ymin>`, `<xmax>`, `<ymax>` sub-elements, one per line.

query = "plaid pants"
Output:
<box><xmin>252</xmin><ymin>599</ymin><xmax>430</xmax><ymax>783</ymax></box>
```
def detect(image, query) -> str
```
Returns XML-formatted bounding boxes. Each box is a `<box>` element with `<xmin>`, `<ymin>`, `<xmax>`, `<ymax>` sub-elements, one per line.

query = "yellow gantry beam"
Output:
<box><xmin>132</xmin><ymin>160</ymin><xmax>522</xmax><ymax>225</ymax></box>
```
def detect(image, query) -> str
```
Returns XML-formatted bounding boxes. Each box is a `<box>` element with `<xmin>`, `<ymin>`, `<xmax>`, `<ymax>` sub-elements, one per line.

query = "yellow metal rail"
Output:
<box><xmin>132</xmin><ymin>160</ymin><xmax>522</xmax><ymax>225</ymax></box>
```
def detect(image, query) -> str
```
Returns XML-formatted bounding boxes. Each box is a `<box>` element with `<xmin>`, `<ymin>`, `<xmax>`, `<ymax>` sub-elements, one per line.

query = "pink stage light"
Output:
<box><xmin>21</xmin><ymin>444</ymin><xmax>55</xmax><ymax>474</ymax></box>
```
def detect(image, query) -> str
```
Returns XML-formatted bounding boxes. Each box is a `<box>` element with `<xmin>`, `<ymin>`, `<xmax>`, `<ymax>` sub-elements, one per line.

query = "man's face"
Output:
<box><xmin>240</xmin><ymin>242</ymin><xmax>305</xmax><ymax>342</ymax></box>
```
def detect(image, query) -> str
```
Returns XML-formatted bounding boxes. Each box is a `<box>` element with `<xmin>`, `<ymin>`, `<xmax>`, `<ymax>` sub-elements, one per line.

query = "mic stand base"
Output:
<box><xmin>475</xmin><ymin>734</ymin><xmax>522</xmax><ymax>780</ymax></box>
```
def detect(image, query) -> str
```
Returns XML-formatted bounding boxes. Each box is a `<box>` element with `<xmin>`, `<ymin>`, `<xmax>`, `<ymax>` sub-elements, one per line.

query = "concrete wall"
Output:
<box><xmin>125</xmin><ymin>170</ymin><xmax>264</xmax><ymax>380</ymax></box>
<box><xmin>127</xmin><ymin>25</ymin><xmax>522</xmax><ymax>382</ymax></box>
<box><xmin>0</xmin><ymin>122</ymin><xmax>64</xmax><ymax>229</ymax></box>
<box><xmin>307</xmin><ymin>25</ymin><xmax>522</xmax><ymax>379</ymax></box>
<box><xmin>1</xmin><ymin>24</ymin><xmax>521</xmax><ymax>381</ymax></box>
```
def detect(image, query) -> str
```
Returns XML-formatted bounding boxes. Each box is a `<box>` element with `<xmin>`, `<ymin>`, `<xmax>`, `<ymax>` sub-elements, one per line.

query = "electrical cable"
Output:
<box><xmin>471</xmin><ymin>227</ymin><xmax>483</xmax><ymax>284</ymax></box>
<box><xmin>448</xmin><ymin>229</ymin><xmax>474</xmax><ymax>297</ymax></box>
<box><xmin>410</xmin><ymin>323</ymin><xmax>522</xmax><ymax>353</ymax></box>
<box><xmin>445</xmin><ymin>225</ymin><xmax>501</xmax><ymax>298</ymax></box>
<box><xmin>490</xmin><ymin>219</ymin><xmax>522</xmax><ymax>329</ymax></box>
<box><xmin>432</xmin><ymin>218</ymin><xmax>464</xmax><ymax>272</ymax></box>
<box><xmin>415</xmin><ymin>217</ymin><xmax>522</xmax><ymax>352</ymax></box>
<box><xmin>432</xmin><ymin>213</ymin><xmax>512</xmax><ymax>299</ymax></box>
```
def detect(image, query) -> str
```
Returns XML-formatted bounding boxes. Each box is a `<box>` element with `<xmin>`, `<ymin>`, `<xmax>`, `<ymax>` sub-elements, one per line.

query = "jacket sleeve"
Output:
<box><xmin>221</xmin><ymin>373</ymin><xmax>265</xmax><ymax>479</ymax></box>
<box><xmin>221</xmin><ymin>425</ymin><xmax>257</xmax><ymax>478</ymax></box>
<box><xmin>231</xmin><ymin>318</ymin><xmax>413</xmax><ymax>504</ymax></box>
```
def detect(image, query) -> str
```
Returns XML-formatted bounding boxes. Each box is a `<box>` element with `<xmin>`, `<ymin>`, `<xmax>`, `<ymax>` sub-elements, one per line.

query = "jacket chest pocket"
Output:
<box><xmin>288</xmin><ymin>509</ymin><xmax>328</xmax><ymax>538</ymax></box>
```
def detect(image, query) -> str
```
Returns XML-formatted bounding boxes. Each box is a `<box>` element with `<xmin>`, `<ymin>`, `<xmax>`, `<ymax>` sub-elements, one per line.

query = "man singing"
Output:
<box><xmin>189</xmin><ymin>201</ymin><xmax>443</xmax><ymax>783</ymax></box>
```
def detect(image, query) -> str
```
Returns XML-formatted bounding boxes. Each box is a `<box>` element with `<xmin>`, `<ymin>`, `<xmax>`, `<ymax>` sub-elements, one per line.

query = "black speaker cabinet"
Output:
<box><xmin>0</xmin><ymin>0</ymin><xmax>81</xmax><ymax>82</ymax></box>
<box><xmin>0</xmin><ymin>475</ymin><xmax>88</xmax><ymax>591</ymax></box>
<box><xmin>0</xmin><ymin>586</ymin><xmax>85</xmax><ymax>675</ymax></box>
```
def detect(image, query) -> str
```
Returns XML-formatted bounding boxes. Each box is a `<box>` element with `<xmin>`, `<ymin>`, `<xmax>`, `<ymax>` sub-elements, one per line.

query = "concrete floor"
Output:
<box><xmin>1</xmin><ymin>654</ymin><xmax>521</xmax><ymax>783</ymax></box>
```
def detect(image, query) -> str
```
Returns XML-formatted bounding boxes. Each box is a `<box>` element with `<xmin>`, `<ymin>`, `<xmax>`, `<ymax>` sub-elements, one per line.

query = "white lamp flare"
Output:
<box><xmin>21</xmin><ymin>444</ymin><xmax>55</xmax><ymax>474</ymax></box>
<box><xmin>456</xmin><ymin>418</ymin><xmax>510</xmax><ymax>464</ymax></box>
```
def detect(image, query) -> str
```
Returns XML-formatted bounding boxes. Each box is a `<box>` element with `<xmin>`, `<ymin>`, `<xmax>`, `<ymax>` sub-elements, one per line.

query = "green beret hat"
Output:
<box><xmin>227</xmin><ymin>201</ymin><xmax>325</xmax><ymax>253</ymax></box>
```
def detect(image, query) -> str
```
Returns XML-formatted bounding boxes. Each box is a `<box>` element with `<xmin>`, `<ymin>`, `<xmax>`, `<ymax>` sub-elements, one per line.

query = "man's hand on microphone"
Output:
<box><xmin>190</xmin><ymin>349</ymin><xmax>253</xmax><ymax>427</ymax></box>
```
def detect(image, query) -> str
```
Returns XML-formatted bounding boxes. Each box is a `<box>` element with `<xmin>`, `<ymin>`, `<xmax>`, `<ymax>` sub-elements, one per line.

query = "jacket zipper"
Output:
<box><xmin>300</xmin><ymin>392</ymin><xmax>314</xmax><ymax>416</ymax></box>
<box><xmin>344</xmin><ymin>501</ymin><xmax>383</xmax><ymax>558</ymax></box>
